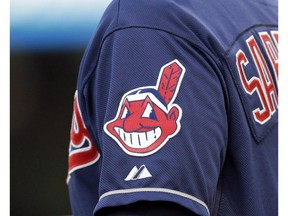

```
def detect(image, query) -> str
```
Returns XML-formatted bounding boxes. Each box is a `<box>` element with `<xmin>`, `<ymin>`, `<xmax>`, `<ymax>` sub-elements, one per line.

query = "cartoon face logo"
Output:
<box><xmin>104</xmin><ymin>60</ymin><xmax>186</xmax><ymax>156</ymax></box>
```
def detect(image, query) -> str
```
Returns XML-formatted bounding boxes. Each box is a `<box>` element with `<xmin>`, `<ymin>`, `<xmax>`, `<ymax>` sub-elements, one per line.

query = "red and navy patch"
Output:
<box><xmin>104</xmin><ymin>60</ymin><xmax>186</xmax><ymax>156</ymax></box>
<box><xmin>67</xmin><ymin>91</ymin><xmax>100</xmax><ymax>182</ymax></box>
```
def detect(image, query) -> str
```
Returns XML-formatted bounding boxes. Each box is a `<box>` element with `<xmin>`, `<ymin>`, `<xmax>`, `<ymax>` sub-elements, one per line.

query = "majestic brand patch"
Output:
<box><xmin>125</xmin><ymin>165</ymin><xmax>152</xmax><ymax>181</ymax></box>
<box><xmin>104</xmin><ymin>60</ymin><xmax>185</xmax><ymax>156</ymax></box>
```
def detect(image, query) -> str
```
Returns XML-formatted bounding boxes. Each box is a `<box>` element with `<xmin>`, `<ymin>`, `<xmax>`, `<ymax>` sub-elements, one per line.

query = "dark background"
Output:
<box><xmin>10</xmin><ymin>1</ymin><xmax>113</xmax><ymax>214</ymax></box>
<box><xmin>11</xmin><ymin>51</ymin><xmax>83</xmax><ymax>215</ymax></box>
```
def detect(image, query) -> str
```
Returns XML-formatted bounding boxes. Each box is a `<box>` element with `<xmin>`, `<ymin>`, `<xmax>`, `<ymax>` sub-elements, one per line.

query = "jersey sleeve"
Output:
<box><xmin>72</xmin><ymin>23</ymin><xmax>229</xmax><ymax>215</ymax></box>
<box><xmin>68</xmin><ymin>3</ymin><xmax>228</xmax><ymax>215</ymax></box>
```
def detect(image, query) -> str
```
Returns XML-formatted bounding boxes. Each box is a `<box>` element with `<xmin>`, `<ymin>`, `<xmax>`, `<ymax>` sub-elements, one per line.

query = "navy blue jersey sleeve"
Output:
<box><xmin>72</xmin><ymin>25</ymin><xmax>229</xmax><ymax>215</ymax></box>
<box><xmin>68</xmin><ymin>0</ymin><xmax>278</xmax><ymax>215</ymax></box>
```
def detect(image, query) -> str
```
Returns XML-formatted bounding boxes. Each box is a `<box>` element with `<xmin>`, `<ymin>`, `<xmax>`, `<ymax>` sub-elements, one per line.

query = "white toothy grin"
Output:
<box><xmin>114</xmin><ymin>127</ymin><xmax>162</xmax><ymax>148</ymax></box>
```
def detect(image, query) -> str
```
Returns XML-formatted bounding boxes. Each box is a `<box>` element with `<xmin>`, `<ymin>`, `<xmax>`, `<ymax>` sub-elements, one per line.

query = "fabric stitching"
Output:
<box><xmin>99</xmin><ymin>187</ymin><xmax>210</xmax><ymax>215</ymax></box>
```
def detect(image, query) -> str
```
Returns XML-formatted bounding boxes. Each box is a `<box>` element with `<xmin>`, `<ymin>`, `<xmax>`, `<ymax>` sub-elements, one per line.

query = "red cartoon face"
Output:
<box><xmin>104</xmin><ymin>60</ymin><xmax>185</xmax><ymax>156</ymax></box>
<box><xmin>105</xmin><ymin>92</ymin><xmax>181</xmax><ymax>156</ymax></box>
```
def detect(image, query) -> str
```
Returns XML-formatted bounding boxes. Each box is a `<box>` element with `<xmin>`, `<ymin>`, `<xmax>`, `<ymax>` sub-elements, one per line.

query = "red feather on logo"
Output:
<box><xmin>157</xmin><ymin>61</ymin><xmax>184</xmax><ymax>105</ymax></box>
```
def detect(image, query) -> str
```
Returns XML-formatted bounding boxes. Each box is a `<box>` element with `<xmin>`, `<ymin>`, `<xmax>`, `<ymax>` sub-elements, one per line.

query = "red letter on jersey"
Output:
<box><xmin>236</xmin><ymin>34</ymin><xmax>278</xmax><ymax>125</ymax></box>
<box><xmin>247</xmin><ymin>35</ymin><xmax>278</xmax><ymax>116</ymax></box>
<box><xmin>259</xmin><ymin>32</ymin><xmax>278</xmax><ymax>80</ymax></box>
<box><xmin>67</xmin><ymin>91</ymin><xmax>100</xmax><ymax>182</ymax></box>
<box><xmin>236</xmin><ymin>49</ymin><xmax>271</xmax><ymax>124</ymax></box>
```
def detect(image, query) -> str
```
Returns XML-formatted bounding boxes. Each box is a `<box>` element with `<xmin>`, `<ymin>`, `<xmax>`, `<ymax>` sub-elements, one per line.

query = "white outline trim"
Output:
<box><xmin>99</xmin><ymin>187</ymin><xmax>210</xmax><ymax>215</ymax></box>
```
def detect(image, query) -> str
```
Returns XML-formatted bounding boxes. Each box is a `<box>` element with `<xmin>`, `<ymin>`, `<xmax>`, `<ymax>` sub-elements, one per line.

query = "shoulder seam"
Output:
<box><xmin>81</xmin><ymin>25</ymin><xmax>223</xmax><ymax>88</ymax></box>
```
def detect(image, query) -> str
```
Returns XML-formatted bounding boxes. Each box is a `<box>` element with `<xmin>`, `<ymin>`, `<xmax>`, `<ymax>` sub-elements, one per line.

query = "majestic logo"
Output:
<box><xmin>104</xmin><ymin>60</ymin><xmax>185</xmax><ymax>157</ymax></box>
<box><xmin>125</xmin><ymin>165</ymin><xmax>152</xmax><ymax>181</ymax></box>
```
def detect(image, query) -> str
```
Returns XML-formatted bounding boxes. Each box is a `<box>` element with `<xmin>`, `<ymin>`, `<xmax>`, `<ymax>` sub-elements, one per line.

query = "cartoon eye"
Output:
<box><xmin>142</xmin><ymin>103</ymin><xmax>157</xmax><ymax>120</ymax></box>
<box><xmin>121</xmin><ymin>107</ymin><xmax>130</xmax><ymax>119</ymax></box>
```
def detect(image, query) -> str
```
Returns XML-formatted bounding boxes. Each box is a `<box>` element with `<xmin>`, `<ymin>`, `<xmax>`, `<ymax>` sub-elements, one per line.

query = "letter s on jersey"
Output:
<box><xmin>236</xmin><ymin>31</ymin><xmax>278</xmax><ymax>125</ymax></box>
<box><xmin>67</xmin><ymin>91</ymin><xmax>100</xmax><ymax>182</ymax></box>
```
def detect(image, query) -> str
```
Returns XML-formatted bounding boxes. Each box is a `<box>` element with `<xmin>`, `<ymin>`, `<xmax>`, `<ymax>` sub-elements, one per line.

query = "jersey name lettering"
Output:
<box><xmin>236</xmin><ymin>31</ymin><xmax>278</xmax><ymax>125</ymax></box>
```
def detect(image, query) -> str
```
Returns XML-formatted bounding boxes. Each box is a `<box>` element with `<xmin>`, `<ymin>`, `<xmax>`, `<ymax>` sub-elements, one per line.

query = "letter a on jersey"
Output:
<box><xmin>104</xmin><ymin>60</ymin><xmax>185</xmax><ymax>157</ymax></box>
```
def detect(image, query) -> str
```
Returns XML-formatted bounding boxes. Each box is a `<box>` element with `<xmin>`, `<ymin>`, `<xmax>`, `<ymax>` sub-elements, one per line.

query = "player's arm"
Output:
<box><xmin>81</xmin><ymin>26</ymin><xmax>228</xmax><ymax>215</ymax></box>
<box><xmin>68</xmin><ymin>1</ymin><xmax>228</xmax><ymax>215</ymax></box>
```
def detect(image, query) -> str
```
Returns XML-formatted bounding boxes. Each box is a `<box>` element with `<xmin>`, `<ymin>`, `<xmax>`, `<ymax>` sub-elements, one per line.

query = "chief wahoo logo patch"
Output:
<box><xmin>104</xmin><ymin>60</ymin><xmax>186</xmax><ymax>157</ymax></box>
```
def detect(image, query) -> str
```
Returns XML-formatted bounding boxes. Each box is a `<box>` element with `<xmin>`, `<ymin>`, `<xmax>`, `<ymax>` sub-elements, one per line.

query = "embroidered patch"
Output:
<box><xmin>67</xmin><ymin>91</ymin><xmax>100</xmax><ymax>182</ymax></box>
<box><xmin>104</xmin><ymin>59</ymin><xmax>185</xmax><ymax>156</ymax></box>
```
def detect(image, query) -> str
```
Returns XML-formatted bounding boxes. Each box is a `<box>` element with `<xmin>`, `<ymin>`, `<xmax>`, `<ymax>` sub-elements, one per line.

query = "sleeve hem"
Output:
<box><xmin>93</xmin><ymin>187</ymin><xmax>210</xmax><ymax>216</ymax></box>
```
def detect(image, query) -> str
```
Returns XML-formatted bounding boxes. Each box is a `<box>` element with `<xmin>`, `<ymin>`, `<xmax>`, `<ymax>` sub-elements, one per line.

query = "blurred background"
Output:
<box><xmin>10</xmin><ymin>0</ymin><xmax>112</xmax><ymax>215</ymax></box>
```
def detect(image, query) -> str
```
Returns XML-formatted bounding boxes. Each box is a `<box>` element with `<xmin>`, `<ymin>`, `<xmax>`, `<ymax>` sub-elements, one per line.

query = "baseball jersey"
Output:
<box><xmin>67</xmin><ymin>0</ymin><xmax>278</xmax><ymax>215</ymax></box>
